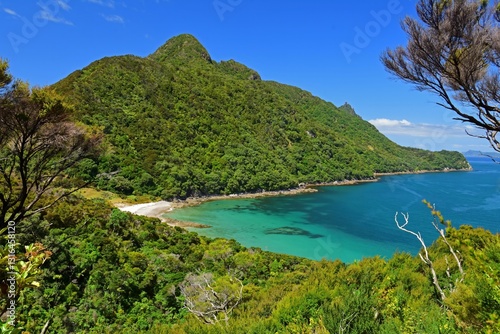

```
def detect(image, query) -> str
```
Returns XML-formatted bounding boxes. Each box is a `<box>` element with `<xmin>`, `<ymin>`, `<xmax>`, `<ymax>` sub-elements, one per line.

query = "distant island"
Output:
<box><xmin>463</xmin><ymin>150</ymin><xmax>500</xmax><ymax>159</ymax></box>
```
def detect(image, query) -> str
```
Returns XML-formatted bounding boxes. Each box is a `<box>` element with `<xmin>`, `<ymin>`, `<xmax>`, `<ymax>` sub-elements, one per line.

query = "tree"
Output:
<box><xmin>394</xmin><ymin>201</ymin><xmax>464</xmax><ymax>303</ymax></box>
<box><xmin>381</xmin><ymin>0</ymin><xmax>500</xmax><ymax>151</ymax></box>
<box><xmin>0</xmin><ymin>60</ymin><xmax>100</xmax><ymax>229</ymax></box>
<box><xmin>179</xmin><ymin>272</ymin><xmax>243</xmax><ymax>325</ymax></box>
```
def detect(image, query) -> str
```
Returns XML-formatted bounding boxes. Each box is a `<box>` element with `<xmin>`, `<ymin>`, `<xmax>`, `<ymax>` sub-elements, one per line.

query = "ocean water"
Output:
<box><xmin>165</xmin><ymin>157</ymin><xmax>500</xmax><ymax>263</ymax></box>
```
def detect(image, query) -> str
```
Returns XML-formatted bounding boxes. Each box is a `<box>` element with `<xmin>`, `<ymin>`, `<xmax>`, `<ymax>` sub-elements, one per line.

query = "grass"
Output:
<box><xmin>77</xmin><ymin>188</ymin><xmax>159</xmax><ymax>207</ymax></box>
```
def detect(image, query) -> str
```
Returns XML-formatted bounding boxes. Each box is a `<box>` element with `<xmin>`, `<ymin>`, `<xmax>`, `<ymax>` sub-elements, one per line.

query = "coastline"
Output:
<box><xmin>164</xmin><ymin>177</ymin><xmax>384</xmax><ymax>212</ymax></box>
<box><xmin>374</xmin><ymin>166</ymin><xmax>472</xmax><ymax>176</ymax></box>
<box><xmin>168</xmin><ymin>167</ymin><xmax>471</xmax><ymax>212</ymax></box>
<box><xmin>117</xmin><ymin>167</ymin><xmax>472</xmax><ymax>228</ymax></box>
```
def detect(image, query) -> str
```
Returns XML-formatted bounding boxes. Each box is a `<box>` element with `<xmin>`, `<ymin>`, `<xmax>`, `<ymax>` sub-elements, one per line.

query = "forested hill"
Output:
<box><xmin>53</xmin><ymin>34</ymin><xmax>470</xmax><ymax>199</ymax></box>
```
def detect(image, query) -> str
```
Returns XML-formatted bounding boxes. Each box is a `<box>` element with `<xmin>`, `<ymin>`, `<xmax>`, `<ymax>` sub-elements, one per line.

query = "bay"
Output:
<box><xmin>165</xmin><ymin>157</ymin><xmax>500</xmax><ymax>263</ymax></box>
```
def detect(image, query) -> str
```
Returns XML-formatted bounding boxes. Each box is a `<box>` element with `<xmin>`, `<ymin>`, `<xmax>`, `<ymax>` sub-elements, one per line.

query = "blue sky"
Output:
<box><xmin>0</xmin><ymin>0</ymin><xmax>492</xmax><ymax>152</ymax></box>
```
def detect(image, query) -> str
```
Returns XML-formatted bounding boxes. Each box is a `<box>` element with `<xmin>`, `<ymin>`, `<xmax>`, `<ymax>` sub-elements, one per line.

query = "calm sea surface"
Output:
<box><xmin>165</xmin><ymin>157</ymin><xmax>500</xmax><ymax>263</ymax></box>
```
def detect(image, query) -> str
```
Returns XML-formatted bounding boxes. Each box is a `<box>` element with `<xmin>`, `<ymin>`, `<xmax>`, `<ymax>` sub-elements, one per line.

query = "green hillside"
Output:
<box><xmin>14</xmin><ymin>198</ymin><xmax>500</xmax><ymax>333</ymax></box>
<box><xmin>3</xmin><ymin>35</ymin><xmax>498</xmax><ymax>334</ymax></box>
<box><xmin>53</xmin><ymin>34</ymin><xmax>469</xmax><ymax>199</ymax></box>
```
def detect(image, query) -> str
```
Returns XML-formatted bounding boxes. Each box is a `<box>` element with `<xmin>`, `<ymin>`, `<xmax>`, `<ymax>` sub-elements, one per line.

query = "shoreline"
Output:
<box><xmin>169</xmin><ymin>167</ymin><xmax>471</xmax><ymax>211</ymax></box>
<box><xmin>117</xmin><ymin>201</ymin><xmax>212</xmax><ymax>228</ymax></box>
<box><xmin>169</xmin><ymin>176</ymin><xmax>386</xmax><ymax>211</ymax></box>
<box><xmin>116</xmin><ymin>167</ymin><xmax>472</xmax><ymax>228</ymax></box>
<box><xmin>373</xmin><ymin>166</ymin><xmax>472</xmax><ymax>176</ymax></box>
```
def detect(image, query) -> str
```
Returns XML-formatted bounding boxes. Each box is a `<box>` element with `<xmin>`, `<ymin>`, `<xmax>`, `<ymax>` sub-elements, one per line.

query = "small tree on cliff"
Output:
<box><xmin>0</xmin><ymin>59</ymin><xmax>100</xmax><ymax>229</ymax></box>
<box><xmin>382</xmin><ymin>0</ymin><xmax>500</xmax><ymax>151</ymax></box>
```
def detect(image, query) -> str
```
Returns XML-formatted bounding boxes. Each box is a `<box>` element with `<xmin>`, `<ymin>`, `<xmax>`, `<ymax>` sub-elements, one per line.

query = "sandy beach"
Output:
<box><xmin>117</xmin><ymin>201</ymin><xmax>210</xmax><ymax>228</ymax></box>
<box><xmin>115</xmin><ymin>168</ymin><xmax>470</xmax><ymax>228</ymax></box>
<box><xmin>113</xmin><ymin>176</ymin><xmax>403</xmax><ymax>226</ymax></box>
<box><xmin>115</xmin><ymin>187</ymin><xmax>319</xmax><ymax>228</ymax></box>
<box><xmin>118</xmin><ymin>200</ymin><xmax>173</xmax><ymax>216</ymax></box>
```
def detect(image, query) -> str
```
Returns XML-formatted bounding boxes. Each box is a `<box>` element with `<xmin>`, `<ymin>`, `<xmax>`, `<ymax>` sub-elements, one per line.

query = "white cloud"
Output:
<box><xmin>3</xmin><ymin>6</ymin><xmax>72</xmax><ymax>25</ymax></box>
<box><xmin>56</xmin><ymin>0</ymin><xmax>71</xmax><ymax>11</ymax></box>
<box><xmin>3</xmin><ymin>8</ymin><xmax>19</xmax><ymax>16</ymax></box>
<box><xmin>101</xmin><ymin>14</ymin><xmax>124</xmax><ymax>23</ymax></box>
<box><xmin>35</xmin><ymin>0</ymin><xmax>73</xmax><ymax>25</ymax></box>
<box><xmin>40</xmin><ymin>10</ymin><xmax>73</xmax><ymax>25</ymax></box>
<box><xmin>87</xmin><ymin>0</ymin><xmax>115</xmax><ymax>8</ymax></box>
<box><xmin>369</xmin><ymin>118</ymin><xmax>412</xmax><ymax>128</ymax></box>
<box><xmin>368</xmin><ymin>118</ymin><xmax>478</xmax><ymax>138</ymax></box>
<box><xmin>368</xmin><ymin>118</ymin><xmax>490</xmax><ymax>151</ymax></box>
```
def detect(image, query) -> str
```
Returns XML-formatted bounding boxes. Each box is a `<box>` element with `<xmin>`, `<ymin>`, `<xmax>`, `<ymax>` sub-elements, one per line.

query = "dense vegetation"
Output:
<box><xmin>3</xmin><ymin>34</ymin><xmax>496</xmax><ymax>334</ymax></box>
<box><xmin>53</xmin><ymin>34</ymin><xmax>470</xmax><ymax>199</ymax></box>
<box><xmin>7</xmin><ymin>197</ymin><xmax>499</xmax><ymax>333</ymax></box>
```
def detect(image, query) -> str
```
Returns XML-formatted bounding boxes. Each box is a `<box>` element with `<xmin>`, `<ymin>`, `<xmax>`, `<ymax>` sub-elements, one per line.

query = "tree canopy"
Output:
<box><xmin>1</xmin><ymin>34</ymin><xmax>498</xmax><ymax>334</ymax></box>
<box><xmin>0</xmin><ymin>60</ymin><xmax>100</xmax><ymax>228</ymax></box>
<box><xmin>53</xmin><ymin>34</ymin><xmax>470</xmax><ymax>199</ymax></box>
<box><xmin>382</xmin><ymin>0</ymin><xmax>500</xmax><ymax>151</ymax></box>
<box><xmin>8</xmin><ymin>197</ymin><xmax>500</xmax><ymax>333</ymax></box>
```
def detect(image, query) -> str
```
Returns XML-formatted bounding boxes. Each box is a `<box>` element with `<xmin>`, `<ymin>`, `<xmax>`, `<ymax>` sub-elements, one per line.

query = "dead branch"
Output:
<box><xmin>430</xmin><ymin>214</ymin><xmax>465</xmax><ymax>284</ymax></box>
<box><xmin>395</xmin><ymin>212</ymin><xmax>446</xmax><ymax>301</ymax></box>
<box><xmin>180</xmin><ymin>272</ymin><xmax>243</xmax><ymax>326</ymax></box>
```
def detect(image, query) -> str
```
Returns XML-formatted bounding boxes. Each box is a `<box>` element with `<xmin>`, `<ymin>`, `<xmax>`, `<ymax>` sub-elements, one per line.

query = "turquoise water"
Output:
<box><xmin>166</xmin><ymin>157</ymin><xmax>500</xmax><ymax>263</ymax></box>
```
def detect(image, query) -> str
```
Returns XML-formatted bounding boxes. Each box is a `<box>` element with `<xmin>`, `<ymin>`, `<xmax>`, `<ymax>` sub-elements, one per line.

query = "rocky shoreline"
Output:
<box><xmin>373</xmin><ymin>166</ymin><xmax>472</xmax><ymax>176</ymax></box>
<box><xmin>117</xmin><ymin>167</ymin><xmax>472</xmax><ymax>228</ymax></box>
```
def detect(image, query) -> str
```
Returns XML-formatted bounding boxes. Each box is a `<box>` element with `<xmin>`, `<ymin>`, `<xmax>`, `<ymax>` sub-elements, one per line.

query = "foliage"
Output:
<box><xmin>3</xmin><ymin>196</ymin><xmax>497</xmax><ymax>333</ymax></box>
<box><xmin>179</xmin><ymin>272</ymin><xmax>243</xmax><ymax>325</ymax></box>
<box><xmin>0</xmin><ymin>59</ymin><xmax>101</xmax><ymax>229</ymax></box>
<box><xmin>382</xmin><ymin>0</ymin><xmax>500</xmax><ymax>151</ymax></box>
<box><xmin>52</xmin><ymin>34</ymin><xmax>470</xmax><ymax>199</ymax></box>
<box><xmin>0</xmin><ymin>235</ymin><xmax>51</xmax><ymax>333</ymax></box>
<box><xmin>2</xmin><ymin>33</ymin><xmax>495</xmax><ymax>334</ymax></box>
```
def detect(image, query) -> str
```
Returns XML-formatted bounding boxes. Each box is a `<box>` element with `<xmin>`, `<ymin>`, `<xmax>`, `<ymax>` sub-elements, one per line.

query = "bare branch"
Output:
<box><xmin>395</xmin><ymin>212</ymin><xmax>446</xmax><ymax>301</ymax></box>
<box><xmin>382</xmin><ymin>0</ymin><xmax>500</xmax><ymax>152</ymax></box>
<box><xmin>180</xmin><ymin>272</ymin><xmax>243</xmax><ymax>326</ymax></box>
<box><xmin>428</xmin><ymin>204</ymin><xmax>465</xmax><ymax>284</ymax></box>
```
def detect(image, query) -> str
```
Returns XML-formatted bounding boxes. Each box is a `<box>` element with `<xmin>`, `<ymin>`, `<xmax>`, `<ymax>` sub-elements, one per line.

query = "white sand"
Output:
<box><xmin>119</xmin><ymin>201</ymin><xmax>173</xmax><ymax>218</ymax></box>
<box><xmin>118</xmin><ymin>200</ymin><xmax>212</xmax><ymax>228</ymax></box>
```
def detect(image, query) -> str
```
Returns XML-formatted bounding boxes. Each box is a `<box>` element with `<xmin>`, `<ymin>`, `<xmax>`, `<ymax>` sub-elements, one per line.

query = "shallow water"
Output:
<box><xmin>165</xmin><ymin>157</ymin><xmax>500</xmax><ymax>262</ymax></box>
